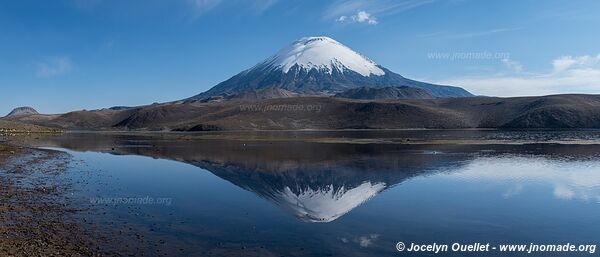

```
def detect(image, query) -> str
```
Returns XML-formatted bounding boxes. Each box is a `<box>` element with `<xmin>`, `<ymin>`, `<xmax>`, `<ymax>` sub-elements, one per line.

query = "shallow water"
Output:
<box><xmin>25</xmin><ymin>132</ymin><xmax>600</xmax><ymax>256</ymax></box>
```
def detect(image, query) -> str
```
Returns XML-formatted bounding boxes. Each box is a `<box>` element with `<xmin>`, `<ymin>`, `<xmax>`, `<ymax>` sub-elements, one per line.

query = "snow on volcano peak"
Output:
<box><xmin>275</xmin><ymin>181</ymin><xmax>386</xmax><ymax>223</ymax></box>
<box><xmin>262</xmin><ymin>36</ymin><xmax>385</xmax><ymax>77</ymax></box>
<box><xmin>189</xmin><ymin>36</ymin><xmax>473</xmax><ymax>100</ymax></box>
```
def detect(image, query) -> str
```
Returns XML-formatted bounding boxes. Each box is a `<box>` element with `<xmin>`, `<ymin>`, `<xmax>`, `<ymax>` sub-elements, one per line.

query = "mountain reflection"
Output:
<box><xmin>189</xmin><ymin>155</ymin><xmax>463</xmax><ymax>222</ymax></box>
<box><xmin>25</xmin><ymin>133</ymin><xmax>476</xmax><ymax>222</ymax></box>
<box><xmin>22</xmin><ymin>133</ymin><xmax>600</xmax><ymax>222</ymax></box>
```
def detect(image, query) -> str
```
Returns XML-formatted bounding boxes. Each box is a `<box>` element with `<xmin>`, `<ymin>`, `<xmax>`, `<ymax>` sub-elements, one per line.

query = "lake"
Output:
<box><xmin>21</xmin><ymin>131</ymin><xmax>600</xmax><ymax>256</ymax></box>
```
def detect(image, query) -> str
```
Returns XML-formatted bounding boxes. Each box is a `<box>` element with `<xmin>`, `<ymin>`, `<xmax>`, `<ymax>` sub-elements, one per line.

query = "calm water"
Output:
<box><xmin>24</xmin><ymin>131</ymin><xmax>600</xmax><ymax>256</ymax></box>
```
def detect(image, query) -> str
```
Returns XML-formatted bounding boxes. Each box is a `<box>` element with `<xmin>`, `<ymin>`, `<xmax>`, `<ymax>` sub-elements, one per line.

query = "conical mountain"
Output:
<box><xmin>5</xmin><ymin>106</ymin><xmax>39</xmax><ymax>117</ymax></box>
<box><xmin>190</xmin><ymin>36</ymin><xmax>472</xmax><ymax>100</ymax></box>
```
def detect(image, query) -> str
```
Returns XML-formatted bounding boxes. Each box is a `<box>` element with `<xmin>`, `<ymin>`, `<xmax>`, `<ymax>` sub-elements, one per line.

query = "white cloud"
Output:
<box><xmin>354</xmin><ymin>10</ymin><xmax>378</xmax><ymax>24</ymax></box>
<box><xmin>552</xmin><ymin>56</ymin><xmax>578</xmax><ymax>72</ymax></box>
<box><xmin>327</xmin><ymin>0</ymin><xmax>434</xmax><ymax>25</ymax></box>
<box><xmin>439</xmin><ymin>54</ymin><xmax>600</xmax><ymax>96</ymax></box>
<box><xmin>35</xmin><ymin>57</ymin><xmax>73</xmax><ymax>78</ymax></box>
<box><xmin>336</xmin><ymin>10</ymin><xmax>377</xmax><ymax>25</ymax></box>
<box><xmin>501</xmin><ymin>58</ymin><xmax>523</xmax><ymax>72</ymax></box>
<box><xmin>552</xmin><ymin>54</ymin><xmax>600</xmax><ymax>72</ymax></box>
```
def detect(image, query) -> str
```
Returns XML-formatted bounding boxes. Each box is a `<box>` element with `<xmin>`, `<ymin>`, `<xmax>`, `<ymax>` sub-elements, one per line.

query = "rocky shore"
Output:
<box><xmin>0</xmin><ymin>143</ymin><xmax>99</xmax><ymax>256</ymax></box>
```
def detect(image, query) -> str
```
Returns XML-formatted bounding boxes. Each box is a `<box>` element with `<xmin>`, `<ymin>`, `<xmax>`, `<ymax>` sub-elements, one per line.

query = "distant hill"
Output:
<box><xmin>0</xmin><ymin>119</ymin><xmax>59</xmax><ymax>133</ymax></box>
<box><xmin>334</xmin><ymin>86</ymin><xmax>434</xmax><ymax>100</ymax></box>
<box><xmin>6</xmin><ymin>94</ymin><xmax>600</xmax><ymax>131</ymax></box>
<box><xmin>5</xmin><ymin>107</ymin><xmax>38</xmax><ymax>117</ymax></box>
<box><xmin>188</xmin><ymin>36</ymin><xmax>472</xmax><ymax>100</ymax></box>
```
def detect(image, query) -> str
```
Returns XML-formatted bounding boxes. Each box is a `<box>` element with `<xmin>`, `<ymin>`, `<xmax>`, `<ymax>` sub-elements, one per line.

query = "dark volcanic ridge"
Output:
<box><xmin>4</xmin><ymin>94</ymin><xmax>600</xmax><ymax>131</ymax></box>
<box><xmin>334</xmin><ymin>86</ymin><xmax>434</xmax><ymax>100</ymax></box>
<box><xmin>200</xmin><ymin>88</ymin><xmax>301</xmax><ymax>103</ymax></box>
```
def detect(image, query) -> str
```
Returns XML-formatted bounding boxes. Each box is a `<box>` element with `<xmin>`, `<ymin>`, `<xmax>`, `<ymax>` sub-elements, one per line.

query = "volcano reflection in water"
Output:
<box><xmin>29</xmin><ymin>133</ymin><xmax>473</xmax><ymax>222</ymax></box>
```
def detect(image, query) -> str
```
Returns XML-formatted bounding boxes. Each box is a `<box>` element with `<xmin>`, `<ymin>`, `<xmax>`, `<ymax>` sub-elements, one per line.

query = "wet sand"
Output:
<box><xmin>0</xmin><ymin>143</ymin><xmax>100</xmax><ymax>256</ymax></box>
<box><xmin>0</xmin><ymin>142</ymin><xmax>185</xmax><ymax>256</ymax></box>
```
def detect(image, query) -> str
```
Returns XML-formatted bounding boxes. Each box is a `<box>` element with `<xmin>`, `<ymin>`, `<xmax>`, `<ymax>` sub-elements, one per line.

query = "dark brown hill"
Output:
<box><xmin>334</xmin><ymin>86</ymin><xmax>434</xmax><ymax>100</ymax></box>
<box><xmin>4</xmin><ymin>94</ymin><xmax>600</xmax><ymax>131</ymax></box>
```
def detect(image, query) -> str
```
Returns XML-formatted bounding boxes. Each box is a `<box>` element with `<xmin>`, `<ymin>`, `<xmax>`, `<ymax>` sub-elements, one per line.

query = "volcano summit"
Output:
<box><xmin>190</xmin><ymin>36</ymin><xmax>472</xmax><ymax>100</ymax></box>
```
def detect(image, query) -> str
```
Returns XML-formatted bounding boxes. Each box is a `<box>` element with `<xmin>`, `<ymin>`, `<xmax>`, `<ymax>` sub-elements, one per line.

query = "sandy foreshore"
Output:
<box><xmin>0</xmin><ymin>143</ymin><xmax>100</xmax><ymax>256</ymax></box>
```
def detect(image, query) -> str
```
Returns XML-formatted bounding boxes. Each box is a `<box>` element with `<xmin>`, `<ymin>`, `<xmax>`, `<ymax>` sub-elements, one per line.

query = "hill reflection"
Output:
<box><xmin>23</xmin><ymin>132</ymin><xmax>600</xmax><ymax>222</ymax></box>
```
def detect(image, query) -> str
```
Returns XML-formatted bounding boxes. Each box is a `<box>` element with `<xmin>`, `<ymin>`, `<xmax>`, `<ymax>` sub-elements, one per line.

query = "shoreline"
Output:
<box><xmin>6</xmin><ymin>129</ymin><xmax>600</xmax><ymax>146</ymax></box>
<box><xmin>0</xmin><ymin>142</ymin><xmax>165</xmax><ymax>256</ymax></box>
<box><xmin>0</xmin><ymin>143</ymin><xmax>99</xmax><ymax>256</ymax></box>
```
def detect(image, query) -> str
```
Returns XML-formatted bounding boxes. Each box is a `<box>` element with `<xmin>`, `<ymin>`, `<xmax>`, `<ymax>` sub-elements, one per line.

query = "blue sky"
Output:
<box><xmin>1</xmin><ymin>0</ymin><xmax>600</xmax><ymax>114</ymax></box>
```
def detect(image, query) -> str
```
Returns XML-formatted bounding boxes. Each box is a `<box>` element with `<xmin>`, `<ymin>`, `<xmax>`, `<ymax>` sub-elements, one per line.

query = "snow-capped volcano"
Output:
<box><xmin>259</xmin><ymin>36</ymin><xmax>385</xmax><ymax>77</ymax></box>
<box><xmin>190</xmin><ymin>36</ymin><xmax>472</xmax><ymax>100</ymax></box>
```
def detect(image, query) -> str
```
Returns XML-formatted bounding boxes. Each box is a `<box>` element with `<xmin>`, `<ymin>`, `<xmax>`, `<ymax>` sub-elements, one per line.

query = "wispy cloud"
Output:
<box><xmin>188</xmin><ymin>0</ymin><xmax>278</xmax><ymax>18</ymax></box>
<box><xmin>35</xmin><ymin>57</ymin><xmax>73</xmax><ymax>78</ymax></box>
<box><xmin>418</xmin><ymin>27</ymin><xmax>523</xmax><ymax>40</ymax></box>
<box><xmin>336</xmin><ymin>10</ymin><xmax>378</xmax><ymax>25</ymax></box>
<box><xmin>100</xmin><ymin>39</ymin><xmax>118</xmax><ymax>51</ymax></box>
<box><xmin>552</xmin><ymin>55</ymin><xmax>600</xmax><ymax>72</ymax></box>
<box><xmin>501</xmin><ymin>58</ymin><xmax>523</xmax><ymax>73</ymax></box>
<box><xmin>189</xmin><ymin>0</ymin><xmax>222</xmax><ymax>17</ymax></box>
<box><xmin>251</xmin><ymin>0</ymin><xmax>279</xmax><ymax>14</ymax></box>
<box><xmin>439</xmin><ymin>54</ymin><xmax>600</xmax><ymax>96</ymax></box>
<box><xmin>336</xmin><ymin>15</ymin><xmax>348</xmax><ymax>22</ymax></box>
<box><xmin>326</xmin><ymin>0</ymin><xmax>434</xmax><ymax>25</ymax></box>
